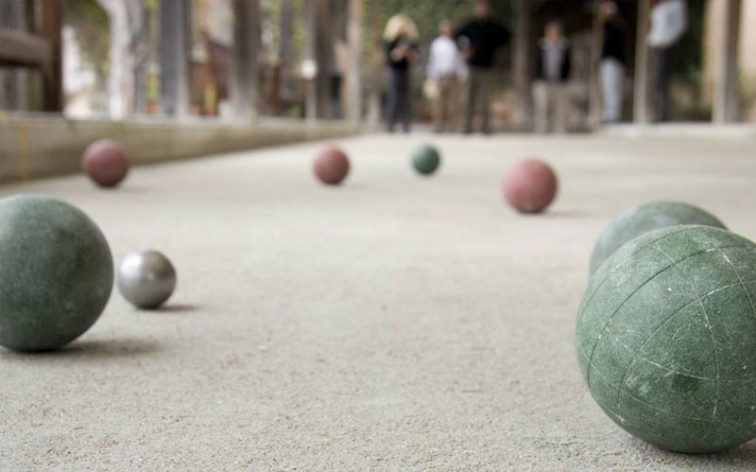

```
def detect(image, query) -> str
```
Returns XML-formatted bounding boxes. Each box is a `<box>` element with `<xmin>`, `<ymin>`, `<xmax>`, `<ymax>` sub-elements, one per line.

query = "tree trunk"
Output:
<box><xmin>125</xmin><ymin>1</ymin><xmax>148</xmax><ymax>115</ymax></box>
<box><xmin>633</xmin><ymin>0</ymin><xmax>652</xmax><ymax>123</ymax></box>
<box><xmin>512</xmin><ymin>0</ymin><xmax>531</xmax><ymax>129</ymax></box>
<box><xmin>587</xmin><ymin>0</ymin><xmax>603</xmax><ymax>128</ymax></box>
<box><xmin>365</xmin><ymin>0</ymin><xmax>381</xmax><ymax>125</ymax></box>
<box><xmin>230</xmin><ymin>0</ymin><xmax>260</xmax><ymax>120</ymax></box>
<box><xmin>304</xmin><ymin>0</ymin><xmax>334</xmax><ymax>120</ymax></box>
<box><xmin>279</xmin><ymin>0</ymin><xmax>293</xmax><ymax>96</ymax></box>
<box><xmin>713</xmin><ymin>0</ymin><xmax>742</xmax><ymax>123</ymax></box>
<box><xmin>345</xmin><ymin>0</ymin><xmax>362</xmax><ymax>122</ymax></box>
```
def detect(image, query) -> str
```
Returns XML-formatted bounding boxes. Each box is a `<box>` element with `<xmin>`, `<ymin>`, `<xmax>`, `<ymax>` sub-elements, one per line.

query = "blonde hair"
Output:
<box><xmin>383</xmin><ymin>14</ymin><xmax>419</xmax><ymax>42</ymax></box>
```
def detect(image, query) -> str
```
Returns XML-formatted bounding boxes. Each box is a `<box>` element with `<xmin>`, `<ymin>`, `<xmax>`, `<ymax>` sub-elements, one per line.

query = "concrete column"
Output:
<box><xmin>633</xmin><ymin>0</ymin><xmax>652</xmax><ymax>123</ymax></box>
<box><xmin>345</xmin><ymin>0</ymin><xmax>362</xmax><ymax>122</ymax></box>
<box><xmin>231</xmin><ymin>0</ymin><xmax>260</xmax><ymax>120</ymax></box>
<box><xmin>713</xmin><ymin>0</ymin><xmax>742</xmax><ymax>123</ymax></box>
<box><xmin>160</xmin><ymin>0</ymin><xmax>191</xmax><ymax>117</ymax></box>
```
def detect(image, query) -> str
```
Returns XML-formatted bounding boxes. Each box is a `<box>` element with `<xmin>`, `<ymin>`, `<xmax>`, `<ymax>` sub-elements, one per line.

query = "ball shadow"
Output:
<box><xmin>108</xmin><ymin>185</ymin><xmax>152</xmax><ymax>194</ymax></box>
<box><xmin>630</xmin><ymin>436</ymin><xmax>756</xmax><ymax>466</ymax></box>
<box><xmin>540</xmin><ymin>209</ymin><xmax>592</xmax><ymax>219</ymax></box>
<box><xmin>150</xmin><ymin>303</ymin><xmax>199</xmax><ymax>314</ymax></box>
<box><xmin>698</xmin><ymin>440</ymin><xmax>756</xmax><ymax>464</ymax></box>
<box><xmin>1</xmin><ymin>336</ymin><xmax>161</xmax><ymax>360</ymax></box>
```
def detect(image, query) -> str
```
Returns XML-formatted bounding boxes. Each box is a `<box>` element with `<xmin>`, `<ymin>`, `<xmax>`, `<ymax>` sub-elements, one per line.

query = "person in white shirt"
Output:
<box><xmin>426</xmin><ymin>20</ymin><xmax>466</xmax><ymax>133</ymax></box>
<box><xmin>648</xmin><ymin>0</ymin><xmax>687</xmax><ymax>122</ymax></box>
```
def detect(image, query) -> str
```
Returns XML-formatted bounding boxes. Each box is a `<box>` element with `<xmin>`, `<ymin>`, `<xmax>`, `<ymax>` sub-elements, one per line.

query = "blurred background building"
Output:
<box><xmin>0</xmin><ymin>0</ymin><xmax>753</xmax><ymax>127</ymax></box>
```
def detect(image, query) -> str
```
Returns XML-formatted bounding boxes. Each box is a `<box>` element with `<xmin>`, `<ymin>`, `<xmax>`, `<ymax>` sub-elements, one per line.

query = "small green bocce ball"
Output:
<box><xmin>411</xmin><ymin>145</ymin><xmax>441</xmax><ymax>176</ymax></box>
<box><xmin>576</xmin><ymin>225</ymin><xmax>756</xmax><ymax>453</ymax></box>
<box><xmin>589</xmin><ymin>202</ymin><xmax>726</xmax><ymax>276</ymax></box>
<box><xmin>0</xmin><ymin>195</ymin><xmax>113</xmax><ymax>352</ymax></box>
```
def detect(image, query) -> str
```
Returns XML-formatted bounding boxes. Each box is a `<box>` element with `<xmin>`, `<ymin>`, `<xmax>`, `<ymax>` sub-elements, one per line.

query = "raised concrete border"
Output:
<box><xmin>0</xmin><ymin>113</ymin><xmax>362</xmax><ymax>182</ymax></box>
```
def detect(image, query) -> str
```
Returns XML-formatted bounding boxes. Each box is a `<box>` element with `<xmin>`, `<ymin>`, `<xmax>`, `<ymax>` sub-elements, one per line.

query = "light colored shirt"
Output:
<box><xmin>648</xmin><ymin>0</ymin><xmax>687</xmax><ymax>48</ymax></box>
<box><xmin>426</xmin><ymin>36</ymin><xmax>466</xmax><ymax>81</ymax></box>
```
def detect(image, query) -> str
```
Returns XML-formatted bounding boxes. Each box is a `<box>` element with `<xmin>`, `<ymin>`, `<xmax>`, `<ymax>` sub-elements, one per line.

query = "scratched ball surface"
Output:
<box><xmin>0</xmin><ymin>195</ymin><xmax>114</xmax><ymax>352</ymax></box>
<box><xmin>117</xmin><ymin>250</ymin><xmax>177</xmax><ymax>309</ymax></box>
<box><xmin>313</xmin><ymin>146</ymin><xmax>350</xmax><ymax>185</ymax></box>
<box><xmin>576</xmin><ymin>225</ymin><xmax>756</xmax><ymax>453</ymax></box>
<box><xmin>82</xmin><ymin>139</ymin><xmax>130</xmax><ymax>188</ymax></box>
<box><xmin>589</xmin><ymin>201</ymin><xmax>726</xmax><ymax>275</ymax></box>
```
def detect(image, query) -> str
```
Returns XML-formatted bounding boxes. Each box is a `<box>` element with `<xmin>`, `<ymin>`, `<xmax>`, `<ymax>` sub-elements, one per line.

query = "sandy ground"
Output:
<box><xmin>1</xmin><ymin>132</ymin><xmax>756</xmax><ymax>471</ymax></box>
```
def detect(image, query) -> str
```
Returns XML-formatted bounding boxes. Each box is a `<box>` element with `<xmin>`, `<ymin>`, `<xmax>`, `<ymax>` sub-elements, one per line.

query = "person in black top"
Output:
<box><xmin>599</xmin><ymin>1</ymin><xmax>626</xmax><ymax>123</ymax></box>
<box><xmin>384</xmin><ymin>15</ymin><xmax>418</xmax><ymax>133</ymax></box>
<box><xmin>456</xmin><ymin>1</ymin><xmax>509</xmax><ymax>134</ymax></box>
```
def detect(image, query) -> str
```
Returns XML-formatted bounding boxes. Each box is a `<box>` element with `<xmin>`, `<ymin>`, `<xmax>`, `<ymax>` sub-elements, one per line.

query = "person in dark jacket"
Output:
<box><xmin>384</xmin><ymin>15</ymin><xmax>419</xmax><ymax>133</ymax></box>
<box><xmin>456</xmin><ymin>1</ymin><xmax>509</xmax><ymax>134</ymax></box>
<box><xmin>532</xmin><ymin>20</ymin><xmax>571</xmax><ymax>133</ymax></box>
<box><xmin>600</xmin><ymin>1</ymin><xmax>626</xmax><ymax>123</ymax></box>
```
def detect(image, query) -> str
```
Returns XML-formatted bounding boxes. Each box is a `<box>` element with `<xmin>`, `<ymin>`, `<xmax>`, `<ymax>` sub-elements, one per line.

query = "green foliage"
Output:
<box><xmin>62</xmin><ymin>0</ymin><xmax>109</xmax><ymax>81</ymax></box>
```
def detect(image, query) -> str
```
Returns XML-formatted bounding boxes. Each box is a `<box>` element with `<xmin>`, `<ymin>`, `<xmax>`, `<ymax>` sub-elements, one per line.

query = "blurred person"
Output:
<box><xmin>648</xmin><ymin>0</ymin><xmax>687</xmax><ymax>122</ymax></box>
<box><xmin>426</xmin><ymin>20</ymin><xmax>467</xmax><ymax>133</ymax></box>
<box><xmin>600</xmin><ymin>1</ymin><xmax>626</xmax><ymax>123</ymax></box>
<box><xmin>384</xmin><ymin>14</ymin><xmax>419</xmax><ymax>133</ymax></box>
<box><xmin>457</xmin><ymin>1</ymin><xmax>509</xmax><ymax>134</ymax></box>
<box><xmin>533</xmin><ymin>20</ymin><xmax>572</xmax><ymax>133</ymax></box>
<box><xmin>332</xmin><ymin>39</ymin><xmax>349</xmax><ymax>119</ymax></box>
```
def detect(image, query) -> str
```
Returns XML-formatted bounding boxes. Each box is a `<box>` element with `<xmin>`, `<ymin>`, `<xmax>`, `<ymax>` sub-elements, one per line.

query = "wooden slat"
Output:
<box><xmin>40</xmin><ymin>0</ymin><xmax>64</xmax><ymax>112</ymax></box>
<box><xmin>0</xmin><ymin>28</ymin><xmax>52</xmax><ymax>68</ymax></box>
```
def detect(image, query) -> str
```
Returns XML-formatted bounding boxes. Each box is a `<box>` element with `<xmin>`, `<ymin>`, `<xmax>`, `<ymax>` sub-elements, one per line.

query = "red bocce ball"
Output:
<box><xmin>503</xmin><ymin>159</ymin><xmax>558</xmax><ymax>214</ymax></box>
<box><xmin>313</xmin><ymin>146</ymin><xmax>350</xmax><ymax>186</ymax></box>
<box><xmin>82</xmin><ymin>139</ymin><xmax>130</xmax><ymax>188</ymax></box>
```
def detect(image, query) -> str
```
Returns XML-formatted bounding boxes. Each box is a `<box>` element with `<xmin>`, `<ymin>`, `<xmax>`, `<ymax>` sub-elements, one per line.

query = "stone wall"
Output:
<box><xmin>0</xmin><ymin>114</ymin><xmax>361</xmax><ymax>182</ymax></box>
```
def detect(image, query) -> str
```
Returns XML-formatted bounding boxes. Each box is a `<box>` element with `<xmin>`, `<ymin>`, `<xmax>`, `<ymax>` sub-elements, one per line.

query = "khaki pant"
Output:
<box><xmin>465</xmin><ymin>68</ymin><xmax>494</xmax><ymax>134</ymax></box>
<box><xmin>434</xmin><ymin>76</ymin><xmax>459</xmax><ymax>133</ymax></box>
<box><xmin>533</xmin><ymin>81</ymin><xmax>570</xmax><ymax>133</ymax></box>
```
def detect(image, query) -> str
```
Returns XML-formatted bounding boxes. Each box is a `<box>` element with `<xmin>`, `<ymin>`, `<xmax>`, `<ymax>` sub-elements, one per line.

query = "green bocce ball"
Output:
<box><xmin>589</xmin><ymin>202</ymin><xmax>726</xmax><ymax>276</ymax></box>
<box><xmin>0</xmin><ymin>195</ymin><xmax>114</xmax><ymax>352</ymax></box>
<box><xmin>411</xmin><ymin>145</ymin><xmax>441</xmax><ymax>176</ymax></box>
<box><xmin>577</xmin><ymin>225</ymin><xmax>756</xmax><ymax>453</ymax></box>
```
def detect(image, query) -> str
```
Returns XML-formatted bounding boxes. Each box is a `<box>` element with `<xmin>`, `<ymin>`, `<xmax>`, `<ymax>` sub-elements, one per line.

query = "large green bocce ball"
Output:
<box><xmin>411</xmin><ymin>145</ymin><xmax>441</xmax><ymax>176</ymax></box>
<box><xmin>589</xmin><ymin>202</ymin><xmax>726</xmax><ymax>276</ymax></box>
<box><xmin>0</xmin><ymin>195</ymin><xmax>113</xmax><ymax>352</ymax></box>
<box><xmin>577</xmin><ymin>225</ymin><xmax>756</xmax><ymax>453</ymax></box>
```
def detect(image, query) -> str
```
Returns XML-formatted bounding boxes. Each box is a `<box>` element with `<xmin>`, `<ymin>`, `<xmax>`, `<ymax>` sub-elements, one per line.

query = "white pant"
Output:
<box><xmin>600</xmin><ymin>59</ymin><xmax>624</xmax><ymax>123</ymax></box>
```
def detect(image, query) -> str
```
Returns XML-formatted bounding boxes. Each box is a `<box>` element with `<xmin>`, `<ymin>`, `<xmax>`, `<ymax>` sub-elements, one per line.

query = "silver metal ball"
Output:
<box><xmin>117</xmin><ymin>250</ymin><xmax>177</xmax><ymax>309</ymax></box>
